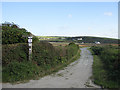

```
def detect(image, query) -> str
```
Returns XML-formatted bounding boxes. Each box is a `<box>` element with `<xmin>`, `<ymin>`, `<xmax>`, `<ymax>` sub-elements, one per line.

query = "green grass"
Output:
<box><xmin>36</xmin><ymin>36</ymin><xmax>60</xmax><ymax>40</ymax></box>
<box><xmin>37</xmin><ymin>36</ymin><xmax>56</xmax><ymax>38</ymax></box>
<box><xmin>92</xmin><ymin>55</ymin><xmax>120</xmax><ymax>88</ymax></box>
<box><xmin>36</xmin><ymin>36</ymin><xmax>67</xmax><ymax>42</ymax></box>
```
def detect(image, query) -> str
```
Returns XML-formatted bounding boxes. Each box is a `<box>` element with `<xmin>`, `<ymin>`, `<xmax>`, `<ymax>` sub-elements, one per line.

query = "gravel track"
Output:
<box><xmin>2</xmin><ymin>47</ymin><xmax>100</xmax><ymax>88</ymax></box>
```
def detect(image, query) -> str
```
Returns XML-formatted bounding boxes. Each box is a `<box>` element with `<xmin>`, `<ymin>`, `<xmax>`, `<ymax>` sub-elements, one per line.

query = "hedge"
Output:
<box><xmin>2</xmin><ymin>41</ymin><xmax>79</xmax><ymax>83</ymax></box>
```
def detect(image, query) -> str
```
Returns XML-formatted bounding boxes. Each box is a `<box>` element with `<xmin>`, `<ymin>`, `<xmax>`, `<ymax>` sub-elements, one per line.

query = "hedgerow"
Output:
<box><xmin>2</xmin><ymin>42</ymin><xmax>79</xmax><ymax>83</ymax></box>
<box><xmin>2</xmin><ymin>61</ymin><xmax>39</xmax><ymax>83</ymax></box>
<box><xmin>2</xmin><ymin>43</ymin><xmax>28</xmax><ymax>66</ymax></box>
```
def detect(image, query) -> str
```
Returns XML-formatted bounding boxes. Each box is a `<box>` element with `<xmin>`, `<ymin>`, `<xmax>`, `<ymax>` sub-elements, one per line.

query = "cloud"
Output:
<box><xmin>68</xmin><ymin>14</ymin><xmax>72</xmax><ymax>18</ymax></box>
<box><xmin>104</xmin><ymin>12</ymin><xmax>112</xmax><ymax>16</ymax></box>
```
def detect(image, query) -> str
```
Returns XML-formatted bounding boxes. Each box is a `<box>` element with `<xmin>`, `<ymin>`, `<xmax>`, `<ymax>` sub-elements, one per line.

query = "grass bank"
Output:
<box><xmin>92</xmin><ymin>55</ymin><xmax>119</xmax><ymax>88</ymax></box>
<box><xmin>90</xmin><ymin>45</ymin><xmax>120</xmax><ymax>88</ymax></box>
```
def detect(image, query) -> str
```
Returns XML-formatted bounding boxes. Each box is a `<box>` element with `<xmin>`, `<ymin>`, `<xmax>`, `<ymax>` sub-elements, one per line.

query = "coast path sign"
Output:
<box><xmin>28</xmin><ymin>36</ymin><xmax>32</xmax><ymax>61</ymax></box>
<box><xmin>22</xmin><ymin>35</ymin><xmax>33</xmax><ymax>61</ymax></box>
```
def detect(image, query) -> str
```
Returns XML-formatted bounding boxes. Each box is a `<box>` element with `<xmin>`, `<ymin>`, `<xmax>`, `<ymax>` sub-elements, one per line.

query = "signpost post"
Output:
<box><xmin>28</xmin><ymin>36</ymin><xmax>32</xmax><ymax>61</ymax></box>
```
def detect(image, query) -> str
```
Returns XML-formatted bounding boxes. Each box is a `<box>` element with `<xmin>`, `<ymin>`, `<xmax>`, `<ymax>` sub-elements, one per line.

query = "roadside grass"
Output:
<box><xmin>92</xmin><ymin>54</ymin><xmax>120</xmax><ymax>88</ymax></box>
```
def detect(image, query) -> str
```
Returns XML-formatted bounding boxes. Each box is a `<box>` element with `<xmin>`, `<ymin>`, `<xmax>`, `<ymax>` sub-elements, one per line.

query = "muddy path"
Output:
<box><xmin>2</xmin><ymin>47</ymin><xmax>100</xmax><ymax>88</ymax></box>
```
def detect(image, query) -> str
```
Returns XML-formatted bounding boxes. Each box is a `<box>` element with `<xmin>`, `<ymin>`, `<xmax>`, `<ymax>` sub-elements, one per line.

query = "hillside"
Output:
<box><xmin>37</xmin><ymin>36</ymin><xmax>119</xmax><ymax>44</ymax></box>
<box><xmin>66</xmin><ymin>36</ymin><xmax>118</xmax><ymax>44</ymax></box>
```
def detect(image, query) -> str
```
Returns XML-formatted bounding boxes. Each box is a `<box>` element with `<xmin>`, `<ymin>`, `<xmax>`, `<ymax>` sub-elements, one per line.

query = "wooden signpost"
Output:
<box><xmin>28</xmin><ymin>36</ymin><xmax>32</xmax><ymax>61</ymax></box>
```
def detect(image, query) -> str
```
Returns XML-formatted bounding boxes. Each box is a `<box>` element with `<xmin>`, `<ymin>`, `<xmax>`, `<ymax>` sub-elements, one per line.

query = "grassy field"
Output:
<box><xmin>49</xmin><ymin>42</ymin><xmax>92</xmax><ymax>47</ymax></box>
<box><xmin>37</xmin><ymin>36</ymin><xmax>61</xmax><ymax>40</ymax></box>
<box><xmin>49</xmin><ymin>41</ymin><xmax>119</xmax><ymax>47</ymax></box>
<box><xmin>49</xmin><ymin>42</ymin><xmax>69</xmax><ymax>46</ymax></box>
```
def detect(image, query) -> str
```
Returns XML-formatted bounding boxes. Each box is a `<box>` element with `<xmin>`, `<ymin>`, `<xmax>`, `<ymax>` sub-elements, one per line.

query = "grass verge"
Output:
<box><xmin>92</xmin><ymin>55</ymin><xmax>119</xmax><ymax>88</ymax></box>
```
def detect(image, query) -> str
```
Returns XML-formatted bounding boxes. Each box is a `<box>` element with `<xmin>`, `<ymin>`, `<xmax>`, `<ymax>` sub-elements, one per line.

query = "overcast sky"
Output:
<box><xmin>2</xmin><ymin>2</ymin><xmax>118</xmax><ymax>38</ymax></box>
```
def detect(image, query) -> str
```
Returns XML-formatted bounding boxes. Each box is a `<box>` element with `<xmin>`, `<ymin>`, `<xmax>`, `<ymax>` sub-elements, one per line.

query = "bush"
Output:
<box><xmin>91</xmin><ymin>45</ymin><xmax>120</xmax><ymax>88</ymax></box>
<box><xmin>2</xmin><ymin>43</ymin><xmax>29</xmax><ymax>66</ymax></box>
<box><xmin>2</xmin><ymin>61</ymin><xmax>39</xmax><ymax>83</ymax></box>
<box><xmin>32</xmin><ymin>41</ymin><xmax>57</xmax><ymax>67</ymax></box>
<box><xmin>32</xmin><ymin>42</ymin><xmax>79</xmax><ymax>67</ymax></box>
<box><xmin>99</xmin><ymin>46</ymin><xmax>119</xmax><ymax>81</ymax></box>
<box><xmin>66</xmin><ymin>42</ymin><xmax>79</xmax><ymax>60</ymax></box>
<box><xmin>2</xmin><ymin>41</ymin><xmax>80</xmax><ymax>83</ymax></box>
<box><xmin>2</xmin><ymin>22</ymin><xmax>39</xmax><ymax>44</ymax></box>
<box><xmin>90</xmin><ymin>46</ymin><xmax>103</xmax><ymax>55</ymax></box>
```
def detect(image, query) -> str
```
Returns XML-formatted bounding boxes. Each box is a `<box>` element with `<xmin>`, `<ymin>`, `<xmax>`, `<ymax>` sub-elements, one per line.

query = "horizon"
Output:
<box><xmin>2</xmin><ymin>2</ymin><xmax>118</xmax><ymax>39</ymax></box>
<box><xmin>36</xmin><ymin>35</ymin><xmax>118</xmax><ymax>39</ymax></box>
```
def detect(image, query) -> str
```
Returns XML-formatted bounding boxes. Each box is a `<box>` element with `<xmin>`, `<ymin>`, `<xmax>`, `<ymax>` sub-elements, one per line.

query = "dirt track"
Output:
<box><xmin>2</xmin><ymin>47</ymin><xmax>100</xmax><ymax>88</ymax></box>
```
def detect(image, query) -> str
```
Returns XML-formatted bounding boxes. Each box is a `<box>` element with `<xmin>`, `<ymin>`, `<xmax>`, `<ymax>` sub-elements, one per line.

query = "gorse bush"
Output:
<box><xmin>66</xmin><ymin>42</ymin><xmax>79</xmax><ymax>60</ymax></box>
<box><xmin>2</xmin><ymin>43</ymin><xmax>29</xmax><ymax>66</ymax></box>
<box><xmin>32</xmin><ymin>41</ymin><xmax>57</xmax><ymax>67</ymax></box>
<box><xmin>2</xmin><ymin>41</ymin><xmax>79</xmax><ymax>83</ymax></box>
<box><xmin>32</xmin><ymin>42</ymin><xmax>79</xmax><ymax>67</ymax></box>
<box><xmin>1</xmin><ymin>22</ymin><xmax>39</xmax><ymax>44</ymax></box>
<box><xmin>90</xmin><ymin>46</ymin><xmax>103</xmax><ymax>55</ymax></box>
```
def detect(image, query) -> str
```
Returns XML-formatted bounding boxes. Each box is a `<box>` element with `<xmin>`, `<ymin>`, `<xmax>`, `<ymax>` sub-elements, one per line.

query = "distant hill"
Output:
<box><xmin>66</xmin><ymin>36</ymin><xmax>119</xmax><ymax>44</ymax></box>
<box><xmin>37</xmin><ymin>36</ymin><xmax>119</xmax><ymax>44</ymax></box>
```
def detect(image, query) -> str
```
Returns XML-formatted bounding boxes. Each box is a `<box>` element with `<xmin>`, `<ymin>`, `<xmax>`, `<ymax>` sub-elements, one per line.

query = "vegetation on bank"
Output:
<box><xmin>1</xmin><ymin>22</ymin><xmax>39</xmax><ymax>44</ymax></box>
<box><xmin>2</xmin><ymin>22</ymin><xmax>80</xmax><ymax>83</ymax></box>
<box><xmin>90</xmin><ymin>45</ymin><xmax>120</xmax><ymax>88</ymax></box>
<box><xmin>2</xmin><ymin>41</ymin><xmax>80</xmax><ymax>83</ymax></box>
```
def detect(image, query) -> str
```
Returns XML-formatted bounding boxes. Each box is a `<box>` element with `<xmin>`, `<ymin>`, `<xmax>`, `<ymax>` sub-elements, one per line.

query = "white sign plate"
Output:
<box><xmin>28</xmin><ymin>43</ymin><xmax>32</xmax><ymax>46</ymax></box>
<box><xmin>28</xmin><ymin>39</ymin><xmax>32</xmax><ymax>43</ymax></box>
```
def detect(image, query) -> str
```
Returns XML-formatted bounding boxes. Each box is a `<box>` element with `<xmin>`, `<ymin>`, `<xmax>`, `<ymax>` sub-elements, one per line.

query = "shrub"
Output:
<box><xmin>2</xmin><ymin>43</ymin><xmax>29</xmax><ymax>66</ymax></box>
<box><xmin>2</xmin><ymin>41</ymin><xmax>80</xmax><ymax>83</ymax></box>
<box><xmin>32</xmin><ymin>42</ymin><xmax>79</xmax><ymax>67</ymax></box>
<box><xmin>32</xmin><ymin>41</ymin><xmax>57</xmax><ymax>67</ymax></box>
<box><xmin>66</xmin><ymin>42</ymin><xmax>79</xmax><ymax>60</ymax></box>
<box><xmin>2</xmin><ymin>22</ymin><xmax>39</xmax><ymax>44</ymax></box>
<box><xmin>90</xmin><ymin>46</ymin><xmax>103</xmax><ymax>55</ymax></box>
<box><xmin>2</xmin><ymin>61</ymin><xmax>39</xmax><ymax>83</ymax></box>
<box><xmin>91</xmin><ymin>45</ymin><xmax>120</xmax><ymax>87</ymax></box>
<box><xmin>99</xmin><ymin>46</ymin><xmax>119</xmax><ymax>81</ymax></box>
